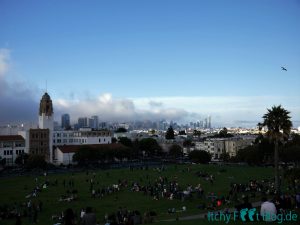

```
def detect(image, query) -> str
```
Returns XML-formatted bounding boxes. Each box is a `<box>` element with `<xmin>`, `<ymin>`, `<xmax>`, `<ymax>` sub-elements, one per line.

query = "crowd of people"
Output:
<box><xmin>1</xmin><ymin>167</ymin><xmax>299</xmax><ymax>225</ymax></box>
<box><xmin>130</xmin><ymin>175</ymin><xmax>205</xmax><ymax>202</ymax></box>
<box><xmin>51</xmin><ymin>206</ymin><xmax>157</xmax><ymax>225</ymax></box>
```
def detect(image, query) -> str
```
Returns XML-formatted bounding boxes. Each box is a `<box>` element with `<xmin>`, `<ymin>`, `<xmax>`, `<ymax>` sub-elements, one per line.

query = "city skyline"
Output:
<box><xmin>0</xmin><ymin>0</ymin><xmax>300</xmax><ymax>127</ymax></box>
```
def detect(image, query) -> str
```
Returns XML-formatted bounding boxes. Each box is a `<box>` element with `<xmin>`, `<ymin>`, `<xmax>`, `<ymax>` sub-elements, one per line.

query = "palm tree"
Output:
<box><xmin>258</xmin><ymin>105</ymin><xmax>292</xmax><ymax>193</ymax></box>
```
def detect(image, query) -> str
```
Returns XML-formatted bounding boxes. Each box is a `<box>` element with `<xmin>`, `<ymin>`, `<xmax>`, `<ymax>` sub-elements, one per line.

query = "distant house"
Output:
<box><xmin>195</xmin><ymin>136</ymin><xmax>255</xmax><ymax>160</ymax></box>
<box><xmin>55</xmin><ymin>143</ymin><xmax>123</xmax><ymax>165</ymax></box>
<box><xmin>55</xmin><ymin>145</ymin><xmax>78</xmax><ymax>165</ymax></box>
<box><xmin>53</xmin><ymin>128</ymin><xmax>112</xmax><ymax>146</ymax></box>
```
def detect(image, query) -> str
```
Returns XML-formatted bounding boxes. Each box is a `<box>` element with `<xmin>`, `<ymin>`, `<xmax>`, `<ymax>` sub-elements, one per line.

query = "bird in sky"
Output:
<box><xmin>281</xmin><ymin>66</ymin><xmax>287</xmax><ymax>71</ymax></box>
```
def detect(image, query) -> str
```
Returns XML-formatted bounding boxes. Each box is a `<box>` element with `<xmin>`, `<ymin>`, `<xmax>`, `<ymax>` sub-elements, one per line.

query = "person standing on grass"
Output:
<box><xmin>64</xmin><ymin>208</ymin><xmax>75</xmax><ymax>225</ymax></box>
<box><xmin>82</xmin><ymin>207</ymin><xmax>96</xmax><ymax>225</ymax></box>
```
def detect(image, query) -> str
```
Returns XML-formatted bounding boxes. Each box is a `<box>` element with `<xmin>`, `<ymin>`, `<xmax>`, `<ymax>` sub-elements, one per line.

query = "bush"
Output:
<box><xmin>26</xmin><ymin>155</ymin><xmax>47</xmax><ymax>169</ymax></box>
<box><xmin>168</xmin><ymin>144</ymin><xmax>183</xmax><ymax>158</ymax></box>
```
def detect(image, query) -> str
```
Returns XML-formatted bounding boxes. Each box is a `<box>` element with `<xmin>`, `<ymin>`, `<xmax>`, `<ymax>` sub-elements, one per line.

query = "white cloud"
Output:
<box><xmin>0</xmin><ymin>48</ymin><xmax>38</xmax><ymax>123</ymax></box>
<box><xmin>131</xmin><ymin>96</ymin><xmax>300</xmax><ymax>126</ymax></box>
<box><xmin>53</xmin><ymin>94</ymin><xmax>300</xmax><ymax>127</ymax></box>
<box><xmin>148</xmin><ymin>100</ymin><xmax>163</xmax><ymax>107</ymax></box>
<box><xmin>54</xmin><ymin>93</ymin><xmax>188</xmax><ymax>123</ymax></box>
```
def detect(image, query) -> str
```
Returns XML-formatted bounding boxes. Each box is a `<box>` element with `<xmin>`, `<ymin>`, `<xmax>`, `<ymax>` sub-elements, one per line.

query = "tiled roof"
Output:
<box><xmin>0</xmin><ymin>135</ymin><xmax>25</xmax><ymax>141</ymax></box>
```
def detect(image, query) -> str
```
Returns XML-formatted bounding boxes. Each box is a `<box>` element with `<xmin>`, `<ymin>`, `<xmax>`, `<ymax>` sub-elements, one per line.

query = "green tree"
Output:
<box><xmin>178</xmin><ymin>130</ymin><xmax>186</xmax><ymax>135</ymax></box>
<box><xmin>183</xmin><ymin>139</ymin><xmax>195</xmax><ymax>147</ymax></box>
<box><xmin>0</xmin><ymin>156</ymin><xmax>6</xmax><ymax>167</ymax></box>
<box><xmin>219</xmin><ymin>127</ymin><xmax>228</xmax><ymax>137</ymax></box>
<box><xmin>236</xmin><ymin>145</ymin><xmax>263</xmax><ymax>165</ymax></box>
<box><xmin>26</xmin><ymin>155</ymin><xmax>47</xmax><ymax>169</ymax></box>
<box><xmin>258</xmin><ymin>105</ymin><xmax>292</xmax><ymax>193</ymax></box>
<box><xmin>114</xmin><ymin>146</ymin><xmax>131</xmax><ymax>161</ymax></box>
<box><xmin>257</xmin><ymin>136</ymin><xmax>274</xmax><ymax>163</ymax></box>
<box><xmin>165</xmin><ymin>126</ymin><xmax>175</xmax><ymax>140</ymax></box>
<box><xmin>115</xmin><ymin>127</ymin><xmax>127</xmax><ymax>133</ymax></box>
<box><xmin>193</xmin><ymin>130</ymin><xmax>201</xmax><ymax>140</ymax></box>
<box><xmin>280</xmin><ymin>145</ymin><xmax>300</xmax><ymax>166</ymax></box>
<box><xmin>220</xmin><ymin>152</ymin><xmax>230</xmax><ymax>162</ymax></box>
<box><xmin>284</xmin><ymin>168</ymin><xmax>300</xmax><ymax>194</ymax></box>
<box><xmin>73</xmin><ymin>146</ymin><xmax>95</xmax><ymax>164</ymax></box>
<box><xmin>289</xmin><ymin>133</ymin><xmax>300</xmax><ymax>146</ymax></box>
<box><xmin>149</xmin><ymin>129</ymin><xmax>156</xmax><ymax>135</ymax></box>
<box><xmin>217</xmin><ymin>127</ymin><xmax>234</xmax><ymax>138</ymax></box>
<box><xmin>168</xmin><ymin>144</ymin><xmax>183</xmax><ymax>158</ymax></box>
<box><xmin>15</xmin><ymin>153</ymin><xmax>29</xmax><ymax>166</ymax></box>
<box><xmin>188</xmin><ymin>150</ymin><xmax>211</xmax><ymax>164</ymax></box>
<box><xmin>138</xmin><ymin>138</ymin><xmax>162</xmax><ymax>156</ymax></box>
<box><xmin>118</xmin><ymin>137</ymin><xmax>133</xmax><ymax>147</ymax></box>
<box><xmin>111</xmin><ymin>137</ymin><xmax>117</xmax><ymax>143</ymax></box>
<box><xmin>280</xmin><ymin>134</ymin><xmax>300</xmax><ymax>167</ymax></box>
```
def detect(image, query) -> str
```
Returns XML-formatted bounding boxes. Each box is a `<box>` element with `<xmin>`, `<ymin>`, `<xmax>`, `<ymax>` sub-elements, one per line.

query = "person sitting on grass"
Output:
<box><xmin>82</xmin><ymin>207</ymin><xmax>96</xmax><ymax>225</ymax></box>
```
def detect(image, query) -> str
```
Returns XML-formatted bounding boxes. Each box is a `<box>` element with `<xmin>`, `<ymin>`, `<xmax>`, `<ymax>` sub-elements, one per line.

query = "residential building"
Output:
<box><xmin>0</xmin><ymin>135</ymin><xmax>26</xmax><ymax>166</ymax></box>
<box><xmin>195</xmin><ymin>136</ymin><xmax>255</xmax><ymax>160</ymax></box>
<box><xmin>28</xmin><ymin>129</ymin><xmax>50</xmax><ymax>160</ymax></box>
<box><xmin>53</xmin><ymin>128</ymin><xmax>112</xmax><ymax>146</ymax></box>
<box><xmin>55</xmin><ymin>143</ymin><xmax>123</xmax><ymax>165</ymax></box>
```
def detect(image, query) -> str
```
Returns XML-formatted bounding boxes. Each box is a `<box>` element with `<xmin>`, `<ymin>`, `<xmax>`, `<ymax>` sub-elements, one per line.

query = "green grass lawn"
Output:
<box><xmin>0</xmin><ymin>164</ymin><xmax>298</xmax><ymax>225</ymax></box>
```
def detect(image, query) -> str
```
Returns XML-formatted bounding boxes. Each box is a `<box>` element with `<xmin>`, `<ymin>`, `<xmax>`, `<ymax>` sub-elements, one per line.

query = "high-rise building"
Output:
<box><xmin>39</xmin><ymin>92</ymin><xmax>53</xmax><ymax>130</ymax></box>
<box><xmin>208</xmin><ymin>115</ymin><xmax>211</xmax><ymax>129</ymax></box>
<box><xmin>78</xmin><ymin>117</ymin><xmax>88</xmax><ymax>128</ymax></box>
<box><xmin>61</xmin><ymin>114</ymin><xmax>70</xmax><ymax>129</ymax></box>
<box><xmin>91</xmin><ymin>116</ymin><xmax>99</xmax><ymax>129</ymax></box>
<box><xmin>99</xmin><ymin>122</ymin><xmax>107</xmax><ymax>129</ymax></box>
<box><xmin>204</xmin><ymin>118</ymin><xmax>208</xmax><ymax>129</ymax></box>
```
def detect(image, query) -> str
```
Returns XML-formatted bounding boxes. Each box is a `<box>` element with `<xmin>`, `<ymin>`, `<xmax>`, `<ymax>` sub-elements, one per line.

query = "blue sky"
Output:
<box><xmin>0</xmin><ymin>0</ymin><xmax>299</xmax><ymax>127</ymax></box>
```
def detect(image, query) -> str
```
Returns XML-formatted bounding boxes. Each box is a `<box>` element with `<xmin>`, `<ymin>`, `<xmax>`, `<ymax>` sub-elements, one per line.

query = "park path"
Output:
<box><xmin>162</xmin><ymin>201</ymin><xmax>262</xmax><ymax>221</ymax></box>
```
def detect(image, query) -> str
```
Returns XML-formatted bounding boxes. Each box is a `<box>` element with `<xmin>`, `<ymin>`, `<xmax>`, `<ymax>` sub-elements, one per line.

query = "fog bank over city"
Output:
<box><xmin>0</xmin><ymin>48</ymin><xmax>299</xmax><ymax>127</ymax></box>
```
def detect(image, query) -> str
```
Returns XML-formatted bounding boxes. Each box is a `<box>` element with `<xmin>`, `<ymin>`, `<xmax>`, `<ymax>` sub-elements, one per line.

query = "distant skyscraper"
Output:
<box><xmin>90</xmin><ymin>115</ymin><xmax>99</xmax><ymax>129</ymax></box>
<box><xmin>78</xmin><ymin>117</ymin><xmax>88</xmax><ymax>128</ymax></box>
<box><xmin>61</xmin><ymin>114</ymin><xmax>70</xmax><ymax>129</ymax></box>
<box><xmin>208</xmin><ymin>115</ymin><xmax>211</xmax><ymax>129</ymax></box>
<box><xmin>100</xmin><ymin>122</ymin><xmax>107</xmax><ymax>129</ymax></box>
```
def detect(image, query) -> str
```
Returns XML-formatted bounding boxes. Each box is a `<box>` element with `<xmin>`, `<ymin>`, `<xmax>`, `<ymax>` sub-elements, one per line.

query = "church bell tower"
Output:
<box><xmin>38</xmin><ymin>92</ymin><xmax>54</xmax><ymax>162</ymax></box>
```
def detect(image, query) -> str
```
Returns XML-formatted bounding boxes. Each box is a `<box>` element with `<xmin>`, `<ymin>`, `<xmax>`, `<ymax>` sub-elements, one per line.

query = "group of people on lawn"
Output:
<box><xmin>1</xmin><ymin>168</ymin><xmax>300</xmax><ymax>225</ymax></box>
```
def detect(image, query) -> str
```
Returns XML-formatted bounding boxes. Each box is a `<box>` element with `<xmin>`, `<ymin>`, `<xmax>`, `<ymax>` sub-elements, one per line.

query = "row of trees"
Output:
<box><xmin>233</xmin><ymin>134</ymin><xmax>300</xmax><ymax>165</ymax></box>
<box><xmin>165</xmin><ymin>126</ymin><xmax>232</xmax><ymax>140</ymax></box>
<box><xmin>73</xmin><ymin>138</ymin><xmax>212</xmax><ymax>164</ymax></box>
<box><xmin>6</xmin><ymin>137</ymin><xmax>211</xmax><ymax>169</ymax></box>
<box><xmin>73</xmin><ymin>138</ymin><xmax>163</xmax><ymax>164</ymax></box>
<box><xmin>13</xmin><ymin>154</ymin><xmax>47</xmax><ymax>169</ymax></box>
